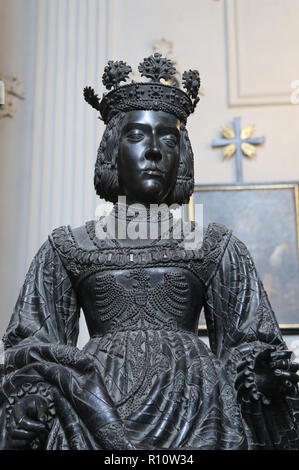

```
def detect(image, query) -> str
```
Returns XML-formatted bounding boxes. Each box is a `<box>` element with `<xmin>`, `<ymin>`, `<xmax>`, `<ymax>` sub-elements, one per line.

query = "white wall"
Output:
<box><xmin>0</xmin><ymin>0</ymin><xmax>38</xmax><ymax>334</ymax></box>
<box><xmin>0</xmin><ymin>0</ymin><xmax>109</xmax><ymax>335</ymax></box>
<box><xmin>0</xmin><ymin>0</ymin><xmax>298</xmax><ymax>354</ymax></box>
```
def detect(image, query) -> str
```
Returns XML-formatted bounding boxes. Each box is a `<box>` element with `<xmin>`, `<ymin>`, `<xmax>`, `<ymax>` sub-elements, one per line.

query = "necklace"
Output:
<box><xmin>92</xmin><ymin>208</ymin><xmax>183</xmax><ymax>250</ymax></box>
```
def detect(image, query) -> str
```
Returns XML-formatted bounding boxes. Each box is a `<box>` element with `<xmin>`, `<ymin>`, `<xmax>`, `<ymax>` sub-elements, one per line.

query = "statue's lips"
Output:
<box><xmin>142</xmin><ymin>169</ymin><xmax>164</xmax><ymax>177</ymax></box>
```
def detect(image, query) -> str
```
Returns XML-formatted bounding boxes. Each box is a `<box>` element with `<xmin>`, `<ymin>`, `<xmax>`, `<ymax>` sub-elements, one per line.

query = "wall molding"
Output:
<box><xmin>226</xmin><ymin>0</ymin><xmax>296</xmax><ymax>107</ymax></box>
<box><xmin>27</xmin><ymin>0</ymin><xmax>113</xmax><ymax>262</ymax></box>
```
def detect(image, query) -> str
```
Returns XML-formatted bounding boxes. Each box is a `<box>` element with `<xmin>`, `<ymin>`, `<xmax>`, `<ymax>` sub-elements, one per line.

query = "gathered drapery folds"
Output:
<box><xmin>0</xmin><ymin>225</ymin><xmax>298</xmax><ymax>449</ymax></box>
<box><xmin>0</xmin><ymin>241</ymin><xmax>135</xmax><ymax>450</ymax></box>
<box><xmin>3</xmin><ymin>241</ymin><xmax>80</xmax><ymax>349</ymax></box>
<box><xmin>204</xmin><ymin>234</ymin><xmax>299</xmax><ymax>449</ymax></box>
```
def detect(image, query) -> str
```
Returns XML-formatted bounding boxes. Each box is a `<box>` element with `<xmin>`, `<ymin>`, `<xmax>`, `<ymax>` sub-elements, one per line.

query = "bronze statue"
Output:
<box><xmin>0</xmin><ymin>54</ymin><xmax>299</xmax><ymax>450</ymax></box>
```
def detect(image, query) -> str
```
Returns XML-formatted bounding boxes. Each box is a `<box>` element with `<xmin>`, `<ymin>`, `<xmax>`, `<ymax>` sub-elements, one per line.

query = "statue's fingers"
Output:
<box><xmin>274</xmin><ymin>369</ymin><xmax>299</xmax><ymax>383</ymax></box>
<box><xmin>10</xmin><ymin>427</ymin><xmax>37</xmax><ymax>440</ymax></box>
<box><xmin>236</xmin><ymin>356</ymin><xmax>255</xmax><ymax>374</ymax></box>
<box><xmin>269</xmin><ymin>359</ymin><xmax>297</xmax><ymax>370</ymax></box>
<box><xmin>270</xmin><ymin>350</ymin><xmax>293</xmax><ymax>360</ymax></box>
<box><xmin>14</xmin><ymin>416</ymin><xmax>46</xmax><ymax>433</ymax></box>
<box><xmin>269</xmin><ymin>360</ymin><xmax>280</xmax><ymax>369</ymax></box>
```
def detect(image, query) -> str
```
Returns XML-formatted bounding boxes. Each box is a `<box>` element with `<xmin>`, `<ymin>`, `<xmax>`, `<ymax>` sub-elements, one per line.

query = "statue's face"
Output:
<box><xmin>118</xmin><ymin>110</ymin><xmax>180</xmax><ymax>204</ymax></box>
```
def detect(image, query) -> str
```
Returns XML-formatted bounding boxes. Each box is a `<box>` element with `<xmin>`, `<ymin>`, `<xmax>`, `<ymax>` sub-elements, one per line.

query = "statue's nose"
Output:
<box><xmin>145</xmin><ymin>136</ymin><xmax>162</xmax><ymax>161</ymax></box>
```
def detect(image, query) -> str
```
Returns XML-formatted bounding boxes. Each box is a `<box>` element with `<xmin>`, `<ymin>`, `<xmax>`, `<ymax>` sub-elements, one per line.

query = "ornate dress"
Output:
<box><xmin>0</xmin><ymin>213</ymin><xmax>298</xmax><ymax>450</ymax></box>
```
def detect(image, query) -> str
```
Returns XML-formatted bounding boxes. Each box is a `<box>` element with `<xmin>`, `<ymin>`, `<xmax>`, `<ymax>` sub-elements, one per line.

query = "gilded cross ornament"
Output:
<box><xmin>211</xmin><ymin>116</ymin><xmax>265</xmax><ymax>183</ymax></box>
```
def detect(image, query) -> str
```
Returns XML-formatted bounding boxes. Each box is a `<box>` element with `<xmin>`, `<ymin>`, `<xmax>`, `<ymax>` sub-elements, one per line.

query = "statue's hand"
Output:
<box><xmin>268</xmin><ymin>349</ymin><xmax>299</xmax><ymax>396</ymax></box>
<box><xmin>8</xmin><ymin>395</ymin><xmax>49</xmax><ymax>449</ymax></box>
<box><xmin>235</xmin><ymin>347</ymin><xmax>299</xmax><ymax>405</ymax></box>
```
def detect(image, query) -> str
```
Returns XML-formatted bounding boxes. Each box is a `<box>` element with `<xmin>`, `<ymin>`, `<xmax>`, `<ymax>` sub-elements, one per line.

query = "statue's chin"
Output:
<box><xmin>134</xmin><ymin>179</ymin><xmax>168</xmax><ymax>204</ymax></box>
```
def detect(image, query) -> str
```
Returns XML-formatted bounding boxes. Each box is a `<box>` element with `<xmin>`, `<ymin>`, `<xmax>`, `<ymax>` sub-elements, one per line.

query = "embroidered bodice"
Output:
<box><xmin>50</xmin><ymin>219</ymin><xmax>231</xmax><ymax>337</ymax></box>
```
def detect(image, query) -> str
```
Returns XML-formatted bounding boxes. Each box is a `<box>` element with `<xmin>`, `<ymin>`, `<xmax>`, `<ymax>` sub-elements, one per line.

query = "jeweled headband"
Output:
<box><xmin>84</xmin><ymin>53</ymin><xmax>200</xmax><ymax>124</ymax></box>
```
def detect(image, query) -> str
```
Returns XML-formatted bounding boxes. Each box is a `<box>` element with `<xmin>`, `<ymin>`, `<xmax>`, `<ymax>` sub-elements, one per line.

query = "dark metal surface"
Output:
<box><xmin>0</xmin><ymin>56</ymin><xmax>298</xmax><ymax>449</ymax></box>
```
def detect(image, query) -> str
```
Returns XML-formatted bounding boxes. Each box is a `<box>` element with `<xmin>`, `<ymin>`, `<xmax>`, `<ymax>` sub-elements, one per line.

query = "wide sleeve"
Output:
<box><xmin>203</xmin><ymin>233</ymin><xmax>299</xmax><ymax>449</ymax></box>
<box><xmin>203</xmin><ymin>233</ymin><xmax>286</xmax><ymax>361</ymax></box>
<box><xmin>0</xmin><ymin>237</ymin><xmax>136</xmax><ymax>450</ymax></box>
<box><xmin>2</xmin><ymin>238</ymin><xmax>80</xmax><ymax>350</ymax></box>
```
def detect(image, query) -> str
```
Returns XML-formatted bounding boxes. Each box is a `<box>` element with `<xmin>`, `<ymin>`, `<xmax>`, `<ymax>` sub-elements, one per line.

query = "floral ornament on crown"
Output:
<box><xmin>83</xmin><ymin>60</ymin><xmax>132</xmax><ymax>112</ymax></box>
<box><xmin>182</xmin><ymin>70</ymin><xmax>200</xmax><ymax>110</ymax></box>
<box><xmin>102</xmin><ymin>61</ymin><xmax>132</xmax><ymax>90</ymax></box>
<box><xmin>138</xmin><ymin>53</ymin><xmax>176</xmax><ymax>82</ymax></box>
<box><xmin>83</xmin><ymin>86</ymin><xmax>101</xmax><ymax>112</ymax></box>
<box><xmin>84</xmin><ymin>53</ymin><xmax>201</xmax><ymax>123</ymax></box>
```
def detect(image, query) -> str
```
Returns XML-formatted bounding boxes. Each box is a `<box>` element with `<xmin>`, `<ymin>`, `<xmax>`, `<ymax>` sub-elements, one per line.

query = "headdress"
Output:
<box><xmin>84</xmin><ymin>53</ymin><xmax>200</xmax><ymax>124</ymax></box>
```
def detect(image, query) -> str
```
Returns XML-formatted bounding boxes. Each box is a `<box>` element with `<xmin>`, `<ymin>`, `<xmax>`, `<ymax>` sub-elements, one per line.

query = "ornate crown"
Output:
<box><xmin>84</xmin><ymin>53</ymin><xmax>200</xmax><ymax>124</ymax></box>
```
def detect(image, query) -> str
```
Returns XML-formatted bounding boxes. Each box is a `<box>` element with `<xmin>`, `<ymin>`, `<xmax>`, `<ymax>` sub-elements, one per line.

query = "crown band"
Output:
<box><xmin>84</xmin><ymin>53</ymin><xmax>200</xmax><ymax>124</ymax></box>
<box><xmin>99</xmin><ymin>82</ymin><xmax>193</xmax><ymax>124</ymax></box>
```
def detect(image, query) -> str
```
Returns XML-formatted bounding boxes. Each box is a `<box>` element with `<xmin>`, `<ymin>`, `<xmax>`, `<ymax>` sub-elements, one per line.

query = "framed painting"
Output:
<box><xmin>191</xmin><ymin>183</ymin><xmax>299</xmax><ymax>335</ymax></box>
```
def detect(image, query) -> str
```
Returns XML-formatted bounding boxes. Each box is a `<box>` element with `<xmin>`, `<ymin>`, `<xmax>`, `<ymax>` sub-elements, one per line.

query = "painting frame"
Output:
<box><xmin>190</xmin><ymin>183</ymin><xmax>299</xmax><ymax>336</ymax></box>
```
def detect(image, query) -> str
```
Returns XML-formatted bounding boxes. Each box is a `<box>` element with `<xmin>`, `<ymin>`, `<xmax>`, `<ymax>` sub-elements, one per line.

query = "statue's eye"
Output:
<box><xmin>126</xmin><ymin>130</ymin><xmax>144</xmax><ymax>142</ymax></box>
<box><xmin>161</xmin><ymin>135</ymin><xmax>178</xmax><ymax>148</ymax></box>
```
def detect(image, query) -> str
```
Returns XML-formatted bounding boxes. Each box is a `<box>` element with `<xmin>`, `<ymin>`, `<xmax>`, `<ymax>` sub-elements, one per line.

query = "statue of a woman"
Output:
<box><xmin>0</xmin><ymin>54</ymin><xmax>299</xmax><ymax>450</ymax></box>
